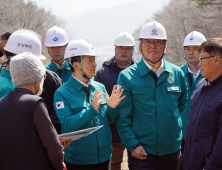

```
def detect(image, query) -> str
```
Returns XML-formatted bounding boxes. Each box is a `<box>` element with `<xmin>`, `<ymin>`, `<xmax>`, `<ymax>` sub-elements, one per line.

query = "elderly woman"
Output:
<box><xmin>0</xmin><ymin>52</ymin><xmax>64</xmax><ymax>170</ymax></box>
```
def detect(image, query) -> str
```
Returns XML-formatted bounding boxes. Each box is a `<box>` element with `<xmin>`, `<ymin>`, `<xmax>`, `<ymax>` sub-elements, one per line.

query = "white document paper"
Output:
<box><xmin>58</xmin><ymin>125</ymin><xmax>103</xmax><ymax>141</ymax></box>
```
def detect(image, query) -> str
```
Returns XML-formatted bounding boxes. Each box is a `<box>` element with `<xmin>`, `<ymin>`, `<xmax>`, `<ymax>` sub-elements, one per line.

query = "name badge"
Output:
<box><xmin>171</xmin><ymin>86</ymin><xmax>179</xmax><ymax>91</ymax></box>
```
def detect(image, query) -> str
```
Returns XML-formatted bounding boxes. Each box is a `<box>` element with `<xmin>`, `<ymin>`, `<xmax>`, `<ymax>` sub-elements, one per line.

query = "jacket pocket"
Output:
<box><xmin>205</xmin><ymin>137</ymin><xmax>213</xmax><ymax>162</ymax></box>
<box><xmin>131</xmin><ymin>87</ymin><xmax>153</xmax><ymax>114</ymax></box>
<box><xmin>132</xmin><ymin>87</ymin><xmax>152</xmax><ymax>101</ymax></box>
<box><xmin>202</xmin><ymin>102</ymin><xmax>220</xmax><ymax>131</ymax></box>
<box><xmin>165</xmin><ymin>85</ymin><xmax>181</xmax><ymax>105</ymax></box>
<box><xmin>132</xmin><ymin>87</ymin><xmax>152</xmax><ymax>94</ymax></box>
<box><xmin>71</xmin><ymin>101</ymin><xmax>88</xmax><ymax>114</ymax></box>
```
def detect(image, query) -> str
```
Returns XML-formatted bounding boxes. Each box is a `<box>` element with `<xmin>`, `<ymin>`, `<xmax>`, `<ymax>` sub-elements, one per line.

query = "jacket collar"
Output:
<box><xmin>208</xmin><ymin>74</ymin><xmax>222</xmax><ymax>86</ymax></box>
<box><xmin>181</xmin><ymin>62</ymin><xmax>202</xmax><ymax>76</ymax></box>
<box><xmin>14</xmin><ymin>88</ymin><xmax>35</xmax><ymax>95</ymax></box>
<box><xmin>180</xmin><ymin>62</ymin><xmax>189</xmax><ymax>75</ymax></box>
<box><xmin>49</xmin><ymin>60</ymin><xmax>70</xmax><ymax>71</ymax></box>
<box><xmin>138</xmin><ymin>58</ymin><xmax>173</xmax><ymax>76</ymax></box>
<box><xmin>69</xmin><ymin>76</ymin><xmax>98</xmax><ymax>92</ymax></box>
<box><xmin>69</xmin><ymin>76</ymin><xmax>84</xmax><ymax>92</ymax></box>
<box><xmin>1</xmin><ymin>68</ymin><xmax>11</xmax><ymax>80</ymax></box>
<box><xmin>102</xmin><ymin>56</ymin><xmax>137</xmax><ymax>67</ymax></box>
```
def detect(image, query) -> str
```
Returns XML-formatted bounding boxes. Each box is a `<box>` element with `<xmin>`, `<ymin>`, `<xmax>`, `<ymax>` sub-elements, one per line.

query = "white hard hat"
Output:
<box><xmin>183</xmin><ymin>31</ymin><xmax>206</xmax><ymax>46</ymax></box>
<box><xmin>44</xmin><ymin>26</ymin><xmax>69</xmax><ymax>47</ymax></box>
<box><xmin>139</xmin><ymin>21</ymin><xmax>167</xmax><ymax>40</ymax></box>
<box><xmin>4</xmin><ymin>29</ymin><xmax>46</xmax><ymax>60</ymax></box>
<box><xmin>114</xmin><ymin>32</ymin><xmax>135</xmax><ymax>46</ymax></box>
<box><xmin>64</xmin><ymin>39</ymin><xmax>97</xmax><ymax>60</ymax></box>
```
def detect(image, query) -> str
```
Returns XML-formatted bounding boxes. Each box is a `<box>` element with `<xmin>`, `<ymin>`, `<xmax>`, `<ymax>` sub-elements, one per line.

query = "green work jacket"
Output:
<box><xmin>116</xmin><ymin>58</ymin><xmax>187</xmax><ymax>155</ymax></box>
<box><xmin>45</xmin><ymin>61</ymin><xmax>72</xmax><ymax>83</ymax></box>
<box><xmin>54</xmin><ymin>76</ymin><xmax>118</xmax><ymax>165</ymax></box>
<box><xmin>0</xmin><ymin>68</ymin><xmax>15</xmax><ymax>98</ymax></box>
<box><xmin>180</xmin><ymin>62</ymin><xmax>203</xmax><ymax>140</ymax></box>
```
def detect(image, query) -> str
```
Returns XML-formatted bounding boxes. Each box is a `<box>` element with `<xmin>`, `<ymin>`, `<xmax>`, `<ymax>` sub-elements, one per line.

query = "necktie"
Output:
<box><xmin>150</xmin><ymin>71</ymin><xmax>159</xmax><ymax>86</ymax></box>
<box><xmin>82</xmin><ymin>86</ymin><xmax>89</xmax><ymax>102</ymax></box>
<box><xmin>58</xmin><ymin>69</ymin><xmax>63</xmax><ymax>77</ymax></box>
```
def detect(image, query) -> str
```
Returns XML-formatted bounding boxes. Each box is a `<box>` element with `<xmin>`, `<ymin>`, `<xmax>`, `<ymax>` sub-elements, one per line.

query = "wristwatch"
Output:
<box><xmin>133</xmin><ymin>143</ymin><xmax>141</xmax><ymax>149</ymax></box>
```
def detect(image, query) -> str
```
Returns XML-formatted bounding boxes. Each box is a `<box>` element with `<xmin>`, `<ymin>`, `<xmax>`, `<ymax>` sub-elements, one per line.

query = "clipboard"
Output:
<box><xmin>58</xmin><ymin>125</ymin><xmax>103</xmax><ymax>141</ymax></box>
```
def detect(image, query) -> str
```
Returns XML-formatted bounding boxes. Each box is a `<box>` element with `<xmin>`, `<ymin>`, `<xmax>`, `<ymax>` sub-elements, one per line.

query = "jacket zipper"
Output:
<box><xmin>205</xmin><ymin>140</ymin><xmax>208</xmax><ymax>162</ymax></box>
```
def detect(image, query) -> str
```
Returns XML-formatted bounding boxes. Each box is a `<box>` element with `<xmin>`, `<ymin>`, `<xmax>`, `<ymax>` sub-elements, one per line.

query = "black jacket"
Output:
<box><xmin>94</xmin><ymin>57</ymin><xmax>136</xmax><ymax>143</ymax></box>
<box><xmin>183</xmin><ymin>75</ymin><xmax>222</xmax><ymax>170</ymax></box>
<box><xmin>41</xmin><ymin>69</ymin><xmax>63</xmax><ymax>134</ymax></box>
<box><xmin>0</xmin><ymin>67</ymin><xmax>63</xmax><ymax>134</ymax></box>
<box><xmin>0</xmin><ymin>88</ymin><xmax>55</xmax><ymax>170</ymax></box>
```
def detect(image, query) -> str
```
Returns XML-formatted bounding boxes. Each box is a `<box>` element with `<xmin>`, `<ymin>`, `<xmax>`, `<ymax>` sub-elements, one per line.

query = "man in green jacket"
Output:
<box><xmin>116</xmin><ymin>21</ymin><xmax>187</xmax><ymax>170</ymax></box>
<box><xmin>54</xmin><ymin>39</ymin><xmax>125</xmax><ymax>170</ymax></box>
<box><xmin>0</xmin><ymin>32</ymin><xmax>14</xmax><ymax>98</ymax></box>
<box><xmin>44</xmin><ymin>26</ymin><xmax>72</xmax><ymax>83</ymax></box>
<box><xmin>179</xmin><ymin>31</ymin><xmax>206</xmax><ymax>170</ymax></box>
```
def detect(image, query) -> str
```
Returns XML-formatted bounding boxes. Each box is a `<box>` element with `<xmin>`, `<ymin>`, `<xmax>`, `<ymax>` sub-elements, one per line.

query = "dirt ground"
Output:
<box><xmin>121</xmin><ymin>149</ymin><xmax>129</xmax><ymax>170</ymax></box>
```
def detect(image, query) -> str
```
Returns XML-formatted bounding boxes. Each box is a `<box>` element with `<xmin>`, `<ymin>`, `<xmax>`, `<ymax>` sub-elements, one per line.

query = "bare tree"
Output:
<box><xmin>132</xmin><ymin>0</ymin><xmax>222</xmax><ymax>66</ymax></box>
<box><xmin>0</xmin><ymin>0</ymin><xmax>66</xmax><ymax>63</ymax></box>
<box><xmin>191</xmin><ymin>0</ymin><xmax>222</xmax><ymax>6</ymax></box>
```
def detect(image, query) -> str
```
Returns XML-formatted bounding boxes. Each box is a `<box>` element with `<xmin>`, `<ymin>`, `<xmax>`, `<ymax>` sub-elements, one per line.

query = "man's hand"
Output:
<box><xmin>59</xmin><ymin>139</ymin><xmax>72</xmax><ymax>150</ymax></box>
<box><xmin>103</xmin><ymin>85</ymin><xmax>125</xmax><ymax>108</ymax></box>
<box><xmin>92</xmin><ymin>89</ymin><xmax>102</xmax><ymax>111</ymax></box>
<box><xmin>131</xmin><ymin>146</ymin><xmax>147</xmax><ymax>160</ymax></box>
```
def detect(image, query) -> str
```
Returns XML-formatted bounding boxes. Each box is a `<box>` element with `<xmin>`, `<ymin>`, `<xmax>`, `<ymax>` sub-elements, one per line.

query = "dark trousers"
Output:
<box><xmin>127</xmin><ymin>150</ymin><xmax>182</xmax><ymax>170</ymax></box>
<box><xmin>111</xmin><ymin>142</ymin><xmax>125</xmax><ymax>170</ymax></box>
<box><xmin>180</xmin><ymin>139</ymin><xmax>185</xmax><ymax>170</ymax></box>
<box><xmin>66</xmin><ymin>160</ymin><xmax>110</xmax><ymax>170</ymax></box>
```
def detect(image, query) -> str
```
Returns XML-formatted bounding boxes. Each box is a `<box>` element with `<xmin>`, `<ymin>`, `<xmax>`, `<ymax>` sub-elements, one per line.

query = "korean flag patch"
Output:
<box><xmin>56</xmin><ymin>101</ymin><xmax>64</xmax><ymax>110</ymax></box>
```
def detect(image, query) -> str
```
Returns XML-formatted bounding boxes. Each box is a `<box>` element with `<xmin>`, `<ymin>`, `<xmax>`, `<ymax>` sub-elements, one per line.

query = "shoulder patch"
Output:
<box><xmin>56</xmin><ymin>101</ymin><xmax>64</xmax><ymax>110</ymax></box>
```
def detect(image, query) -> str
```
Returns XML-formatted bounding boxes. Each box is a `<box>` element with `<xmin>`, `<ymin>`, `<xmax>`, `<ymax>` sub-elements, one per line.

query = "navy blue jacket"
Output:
<box><xmin>94</xmin><ymin>57</ymin><xmax>136</xmax><ymax>143</ymax></box>
<box><xmin>183</xmin><ymin>75</ymin><xmax>222</xmax><ymax>170</ymax></box>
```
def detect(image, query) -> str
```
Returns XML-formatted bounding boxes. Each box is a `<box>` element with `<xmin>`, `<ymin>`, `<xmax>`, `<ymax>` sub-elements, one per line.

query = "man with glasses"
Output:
<box><xmin>183</xmin><ymin>38</ymin><xmax>222</xmax><ymax>170</ymax></box>
<box><xmin>179</xmin><ymin>31</ymin><xmax>206</xmax><ymax>170</ymax></box>
<box><xmin>116</xmin><ymin>21</ymin><xmax>187</xmax><ymax>170</ymax></box>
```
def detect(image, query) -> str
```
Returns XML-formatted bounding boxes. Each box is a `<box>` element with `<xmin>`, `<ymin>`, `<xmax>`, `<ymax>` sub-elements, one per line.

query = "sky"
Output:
<box><xmin>34</xmin><ymin>0</ymin><xmax>171</xmax><ymax>17</ymax></box>
<box><xmin>33</xmin><ymin>0</ymin><xmax>171</xmax><ymax>68</ymax></box>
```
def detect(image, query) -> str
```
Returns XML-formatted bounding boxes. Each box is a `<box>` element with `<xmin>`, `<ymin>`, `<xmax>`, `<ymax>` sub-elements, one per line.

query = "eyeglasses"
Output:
<box><xmin>199</xmin><ymin>56</ymin><xmax>216</xmax><ymax>63</ymax></box>
<box><xmin>142</xmin><ymin>39</ymin><xmax>164</xmax><ymax>46</ymax></box>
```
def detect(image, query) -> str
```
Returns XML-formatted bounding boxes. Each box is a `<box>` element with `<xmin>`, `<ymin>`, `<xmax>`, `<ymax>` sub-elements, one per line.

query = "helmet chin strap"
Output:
<box><xmin>115</xmin><ymin>47</ymin><xmax>134</xmax><ymax>64</ymax></box>
<box><xmin>141</xmin><ymin>47</ymin><xmax>165</xmax><ymax>64</ymax></box>
<box><xmin>67</xmin><ymin>56</ymin><xmax>90</xmax><ymax>81</ymax></box>
<box><xmin>79</xmin><ymin>55</ymin><xmax>90</xmax><ymax>81</ymax></box>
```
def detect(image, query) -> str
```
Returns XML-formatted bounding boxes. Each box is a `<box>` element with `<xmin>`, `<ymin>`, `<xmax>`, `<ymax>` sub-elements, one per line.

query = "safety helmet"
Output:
<box><xmin>44</xmin><ymin>26</ymin><xmax>69</xmax><ymax>47</ymax></box>
<box><xmin>114</xmin><ymin>32</ymin><xmax>135</xmax><ymax>46</ymax></box>
<box><xmin>139</xmin><ymin>21</ymin><xmax>167</xmax><ymax>40</ymax></box>
<box><xmin>183</xmin><ymin>31</ymin><xmax>206</xmax><ymax>46</ymax></box>
<box><xmin>4</xmin><ymin>29</ymin><xmax>46</xmax><ymax>60</ymax></box>
<box><xmin>64</xmin><ymin>39</ymin><xmax>96</xmax><ymax>60</ymax></box>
